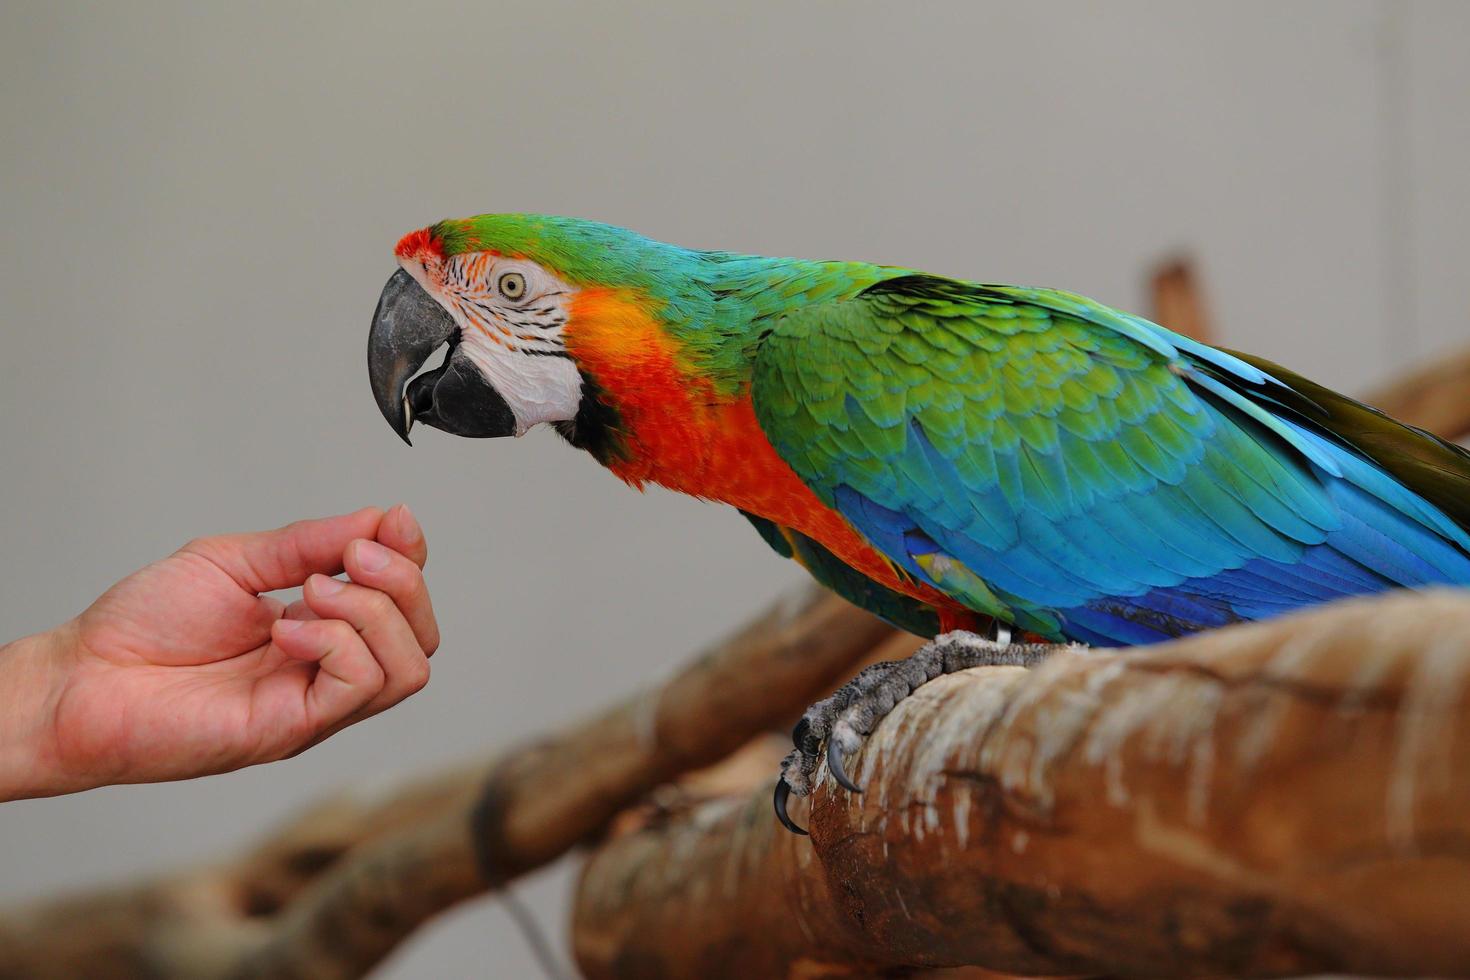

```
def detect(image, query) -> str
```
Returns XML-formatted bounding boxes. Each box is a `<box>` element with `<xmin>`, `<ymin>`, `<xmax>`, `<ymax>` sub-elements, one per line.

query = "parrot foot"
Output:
<box><xmin>774</xmin><ymin>624</ymin><xmax>1056</xmax><ymax>835</ymax></box>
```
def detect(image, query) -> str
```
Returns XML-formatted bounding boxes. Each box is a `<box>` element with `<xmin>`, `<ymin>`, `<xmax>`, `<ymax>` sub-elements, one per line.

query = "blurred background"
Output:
<box><xmin>1</xmin><ymin>1</ymin><xmax>1466</xmax><ymax>975</ymax></box>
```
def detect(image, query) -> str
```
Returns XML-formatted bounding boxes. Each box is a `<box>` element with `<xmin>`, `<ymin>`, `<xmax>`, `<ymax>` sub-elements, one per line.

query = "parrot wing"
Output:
<box><xmin>750</xmin><ymin>274</ymin><xmax>1470</xmax><ymax>645</ymax></box>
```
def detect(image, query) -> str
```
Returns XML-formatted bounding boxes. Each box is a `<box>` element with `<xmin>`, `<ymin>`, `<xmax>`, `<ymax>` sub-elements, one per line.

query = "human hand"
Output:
<box><xmin>0</xmin><ymin>506</ymin><xmax>438</xmax><ymax>799</ymax></box>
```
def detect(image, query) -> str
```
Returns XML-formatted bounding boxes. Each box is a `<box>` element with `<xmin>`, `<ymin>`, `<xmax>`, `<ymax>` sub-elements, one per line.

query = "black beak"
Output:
<box><xmin>367</xmin><ymin>268</ymin><xmax>516</xmax><ymax>444</ymax></box>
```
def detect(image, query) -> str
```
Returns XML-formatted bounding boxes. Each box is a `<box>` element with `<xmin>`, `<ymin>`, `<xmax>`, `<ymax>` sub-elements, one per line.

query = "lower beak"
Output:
<box><xmin>367</xmin><ymin>269</ymin><xmax>516</xmax><ymax>444</ymax></box>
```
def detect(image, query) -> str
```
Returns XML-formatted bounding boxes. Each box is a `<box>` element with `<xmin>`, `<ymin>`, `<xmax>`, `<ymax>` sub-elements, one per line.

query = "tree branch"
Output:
<box><xmin>572</xmin><ymin>589</ymin><xmax>1470</xmax><ymax>979</ymax></box>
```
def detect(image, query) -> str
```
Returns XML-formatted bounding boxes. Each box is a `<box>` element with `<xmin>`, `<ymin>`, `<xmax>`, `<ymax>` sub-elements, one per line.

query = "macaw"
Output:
<box><xmin>367</xmin><ymin>214</ymin><xmax>1470</xmax><ymax>829</ymax></box>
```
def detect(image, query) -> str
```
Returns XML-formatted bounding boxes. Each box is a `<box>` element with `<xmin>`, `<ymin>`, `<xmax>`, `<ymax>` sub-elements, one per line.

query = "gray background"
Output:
<box><xmin>2</xmin><ymin>2</ymin><xmax>1466</xmax><ymax>976</ymax></box>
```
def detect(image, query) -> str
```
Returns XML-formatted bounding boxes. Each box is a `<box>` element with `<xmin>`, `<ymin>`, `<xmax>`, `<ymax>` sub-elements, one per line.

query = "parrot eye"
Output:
<box><xmin>497</xmin><ymin>272</ymin><xmax>527</xmax><ymax>301</ymax></box>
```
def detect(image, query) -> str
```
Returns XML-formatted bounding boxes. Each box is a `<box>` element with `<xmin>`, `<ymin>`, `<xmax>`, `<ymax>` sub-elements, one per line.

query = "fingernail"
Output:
<box><xmin>395</xmin><ymin>503</ymin><xmax>423</xmax><ymax>542</ymax></box>
<box><xmin>275</xmin><ymin>618</ymin><xmax>305</xmax><ymax>633</ymax></box>
<box><xmin>355</xmin><ymin>538</ymin><xmax>391</xmax><ymax>572</ymax></box>
<box><xmin>312</xmin><ymin>574</ymin><xmax>345</xmax><ymax>596</ymax></box>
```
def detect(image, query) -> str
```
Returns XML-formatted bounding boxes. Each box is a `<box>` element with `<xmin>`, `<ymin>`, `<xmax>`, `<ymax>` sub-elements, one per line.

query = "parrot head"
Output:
<box><xmin>369</xmin><ymin>214</ymin><xmax>705</xmax><ymax>450</ymax></box>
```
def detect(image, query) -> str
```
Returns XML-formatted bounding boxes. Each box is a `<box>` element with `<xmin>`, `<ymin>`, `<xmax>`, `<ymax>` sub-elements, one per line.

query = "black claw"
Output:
<box><xmin>827</xmin><ymin>739</ymin><xmax>863</xmax><ymax>794</ymax></box>
<box><xmin>773</xmin><ymin>778</ymin><xmax>809</xmax><ymax>835</ymax></box>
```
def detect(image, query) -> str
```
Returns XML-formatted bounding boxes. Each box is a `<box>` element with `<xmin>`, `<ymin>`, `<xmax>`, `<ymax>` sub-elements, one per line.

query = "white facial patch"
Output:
<box><xmin>403</xmin><ymin>253</ymin><xmax>583</xmax><ymax>436</ymax></box>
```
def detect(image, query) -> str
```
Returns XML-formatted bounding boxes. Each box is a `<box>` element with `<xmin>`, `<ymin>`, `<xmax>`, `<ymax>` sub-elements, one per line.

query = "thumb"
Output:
<box><xmin>180</xmin><ymin>507</ymin><xmax>386</xmax><ymax>594</ymax></box>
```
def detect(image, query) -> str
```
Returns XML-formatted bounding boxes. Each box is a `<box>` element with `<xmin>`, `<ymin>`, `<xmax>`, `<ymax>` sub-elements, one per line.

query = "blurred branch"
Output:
<box><xmin>1149</xmin><ymin>256</ymin><xmax>1215</xmax><ymax>343</ymax></box>
<box><xmin>572</xmin><ymin>590</ymin><xmax>1470</xmax><ymax>979</ymax></box>
<box><xmin>1363</xmin><ymin>347</ymin><xmax>1470</xmax><ymax>440</ymax></box>
<box><xmin>0</xmin><ymin>588</ymin><xmax>896</xmax><ymax>980</ymax></box>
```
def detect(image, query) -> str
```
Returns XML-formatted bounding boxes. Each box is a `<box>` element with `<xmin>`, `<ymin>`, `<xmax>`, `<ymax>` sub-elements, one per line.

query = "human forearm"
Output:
<box><xmin>0</xmin><ymin>625</ymin><xmax>73</xmax><ymax>801</ymax></box>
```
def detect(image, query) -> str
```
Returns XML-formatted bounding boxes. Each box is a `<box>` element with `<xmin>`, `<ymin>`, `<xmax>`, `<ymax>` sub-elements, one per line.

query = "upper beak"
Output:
<box><xmin>367</xmin><ymin>268</ymin><xmax>516</xmax><ymax>444</ymax></box>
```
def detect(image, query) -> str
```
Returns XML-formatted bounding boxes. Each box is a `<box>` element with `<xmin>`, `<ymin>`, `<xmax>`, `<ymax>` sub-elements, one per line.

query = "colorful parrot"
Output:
<box><xmin>367</xmin><ymin>214</ymin><xmax>1470</xmax><ymax>828</ymax></box>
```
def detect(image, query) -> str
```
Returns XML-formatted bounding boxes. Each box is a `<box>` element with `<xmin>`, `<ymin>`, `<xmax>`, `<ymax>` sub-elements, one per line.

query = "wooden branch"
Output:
<box><xmin>0</xmin><ymin>587</ymin><xmax>896</xmax><ymax>980</ymax></box>
<box><xmin>572</xmin><ymin>590</ymin><xmax>1470</xmax><ymax>979</ymax></box>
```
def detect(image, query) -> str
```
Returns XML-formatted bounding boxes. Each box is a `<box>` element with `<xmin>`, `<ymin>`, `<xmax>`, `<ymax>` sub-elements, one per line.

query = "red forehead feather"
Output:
<box><xmin>394</xmin><ymin>227</ymin><xmax>444</xmax><ymax>260</ymax></box>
